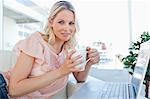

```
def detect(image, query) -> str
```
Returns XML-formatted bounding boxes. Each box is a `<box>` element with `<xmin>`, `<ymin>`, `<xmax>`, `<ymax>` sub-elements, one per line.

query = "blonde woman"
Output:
<box><xmin>1</xmin><ymin>1</ymin><xmax>99</xmax><ymax>98</ymax></box>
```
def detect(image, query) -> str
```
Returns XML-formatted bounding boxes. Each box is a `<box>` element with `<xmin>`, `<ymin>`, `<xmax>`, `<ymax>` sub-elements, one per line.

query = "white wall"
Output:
<box><xmin>131</xmin><ymin>0</ymin><xmax>150</xmax><ymax>42</ymax></box>
<box><xmin>71</xmin><ymin>0</ymin><xmax>130</xmax><ymax>55</ymax></box>
<box><xmin>3</xmin><ymin>16</ymin><xmax>18</xmax><ymax>50</ymax></box>
<box><xmin>0</xmin><ymin>0</ymin><xmax>3</xmax><ymax>50</ymax></box>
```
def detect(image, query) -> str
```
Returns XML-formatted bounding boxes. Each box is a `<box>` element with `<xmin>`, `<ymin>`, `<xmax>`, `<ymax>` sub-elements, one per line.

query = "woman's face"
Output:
<box><xmin>50</xmin><ymin>9</ymin><xmax>76</xmax><ymax>42</ymax></box>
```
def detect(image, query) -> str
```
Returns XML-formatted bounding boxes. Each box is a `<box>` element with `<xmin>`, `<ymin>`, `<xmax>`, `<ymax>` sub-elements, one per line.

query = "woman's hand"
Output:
<box><xmin>59</xmin><ymin>49</ymin><xmax>83</xmax><ymax>76</ymax></box>
<box><xmin>86</xmin><ymin>47</ymin><xmax>100</xmax><ymax>66</ymax></box>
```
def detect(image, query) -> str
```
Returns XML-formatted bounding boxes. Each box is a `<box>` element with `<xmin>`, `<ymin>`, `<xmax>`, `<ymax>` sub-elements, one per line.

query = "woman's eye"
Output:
<box><xmin>58</xmin><ymin>21</ymin><xmax>64</xmax><ymax>24</ymax></box>
<box><xmin>69</xmin><ymin>22</ymin><xmax>75</xmax><ymax>25</ymax></box>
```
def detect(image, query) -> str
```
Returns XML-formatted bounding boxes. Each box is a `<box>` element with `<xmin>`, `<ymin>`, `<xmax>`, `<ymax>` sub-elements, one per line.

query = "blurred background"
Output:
<box><xmin>0</xmin><ymin>0</ymin><xmax>150</xmax><ymax>69</ymax></box>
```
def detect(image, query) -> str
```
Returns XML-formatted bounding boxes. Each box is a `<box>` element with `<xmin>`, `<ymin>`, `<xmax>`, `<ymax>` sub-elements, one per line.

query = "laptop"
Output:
<box><xmin>69</xmin><ymin>40</ymin><xmax>150</xmax><ymax>99</ymax></box>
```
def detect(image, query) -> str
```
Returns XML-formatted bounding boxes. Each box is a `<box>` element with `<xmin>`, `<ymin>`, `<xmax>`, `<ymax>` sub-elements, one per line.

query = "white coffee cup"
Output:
<box><xmin>71</xmin><ymin>47</ymin><xmax>87</xmax><ymax>71</ymax></box>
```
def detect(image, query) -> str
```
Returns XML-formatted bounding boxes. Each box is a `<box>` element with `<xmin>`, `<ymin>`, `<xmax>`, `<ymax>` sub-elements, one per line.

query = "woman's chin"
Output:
<box><xmin>63</xmin><ymin>39</ymin><xmax>70</xmax><ymax>42</ymax></box>
<box><xmin>61</xmin><ymin>37</ymin><xmax>70</xmax><ymax>41</ymax></box>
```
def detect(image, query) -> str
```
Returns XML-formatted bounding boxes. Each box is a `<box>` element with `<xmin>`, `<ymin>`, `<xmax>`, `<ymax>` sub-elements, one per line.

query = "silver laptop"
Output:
<box><xmin>69</xmin><ymin>40</ymin><xmax>150</xmax><ymax>99</ymax></box>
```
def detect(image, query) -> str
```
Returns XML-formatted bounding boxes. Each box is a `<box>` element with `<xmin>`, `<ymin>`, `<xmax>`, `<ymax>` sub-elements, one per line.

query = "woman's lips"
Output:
<box><xmin>61</xmin><ymin>33</ymin><xmax>71</xmax><ymax>37</ymax></box>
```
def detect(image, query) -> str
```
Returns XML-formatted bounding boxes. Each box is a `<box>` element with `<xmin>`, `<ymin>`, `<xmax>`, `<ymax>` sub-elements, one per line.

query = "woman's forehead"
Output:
<box><xmin>54</xmin><ymin>9</ymin><xmax>75</xmax><ymax>21</ymax></box>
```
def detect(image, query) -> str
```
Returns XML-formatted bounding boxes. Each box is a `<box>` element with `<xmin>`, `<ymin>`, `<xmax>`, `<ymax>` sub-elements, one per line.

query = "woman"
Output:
<box><xmin>1</xmin><ymin>1</ymin><xmax>99</xmax><ymax>98</ymax></box>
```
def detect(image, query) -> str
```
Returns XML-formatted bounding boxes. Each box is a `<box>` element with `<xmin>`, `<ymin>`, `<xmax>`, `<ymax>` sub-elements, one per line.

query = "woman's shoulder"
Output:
<box><xmin>30</xmin><ymin>32</ymin><xmax>42</xmax><ymax>39</ymax></box>
<box><xmin>21</xmin><ymin>32</ymin><xmax>45</xmax><ymax>44</ymax></box>
<box><xmin>13</xmin><ymin>32</ymin><xmax>46</xmax><ymax>51</ymax></box>
<box><xmin>13</xmin><ymin>32</ymin><xmax>46</xmax><ymax>60</ymax></box>
<box><xmin>30</xmin><ymin>32</ymin><xmax>48</xmax><ymax>43</ymax></box>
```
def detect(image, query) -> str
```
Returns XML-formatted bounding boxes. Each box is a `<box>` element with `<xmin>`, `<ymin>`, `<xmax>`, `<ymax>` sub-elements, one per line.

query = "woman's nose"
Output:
<box><xmin>63</xmin><ymin>24</ymin><xmax>71</xmax><ymax>31</ymax></box>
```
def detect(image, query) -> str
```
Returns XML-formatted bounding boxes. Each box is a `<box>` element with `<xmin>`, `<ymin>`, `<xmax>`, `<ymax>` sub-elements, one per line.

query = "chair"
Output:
<box><xmin>0</xmin><ymin>50</ymin><xmax>16</xmax><ymax>71</ymax></box>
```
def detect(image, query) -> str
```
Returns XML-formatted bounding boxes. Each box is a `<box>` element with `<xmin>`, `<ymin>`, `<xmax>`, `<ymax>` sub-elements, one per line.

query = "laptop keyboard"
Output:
<box><xmin>97</xmin><ymin>82</ymin><xmax>129</xmax><ymax>99</ymax></box>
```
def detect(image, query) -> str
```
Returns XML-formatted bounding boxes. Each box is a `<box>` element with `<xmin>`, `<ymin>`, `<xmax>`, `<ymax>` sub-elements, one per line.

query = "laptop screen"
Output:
<box><xmin>131</xmin><ymin>40</ymin><xmax>150</xmax><ymax>97</ymax></box>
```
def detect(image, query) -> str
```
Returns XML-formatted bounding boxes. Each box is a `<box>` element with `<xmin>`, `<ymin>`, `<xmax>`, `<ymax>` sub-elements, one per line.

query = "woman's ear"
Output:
<box><xmin>48</xmin><ymin>17</ymin><xmax>53</xmax><ymax>27</ymax></box>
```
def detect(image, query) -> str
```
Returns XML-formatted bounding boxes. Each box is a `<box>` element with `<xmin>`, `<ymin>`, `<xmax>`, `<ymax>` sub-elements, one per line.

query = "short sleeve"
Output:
<box><xmin>13</xmin><ymin>33</ymin><xmax>44</xmax><ymax>64</ymax></box>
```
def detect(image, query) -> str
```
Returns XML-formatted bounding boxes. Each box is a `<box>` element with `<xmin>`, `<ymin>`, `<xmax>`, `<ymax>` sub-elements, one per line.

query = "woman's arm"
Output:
<box><xmin>9</xmin><ymin>49</ymin><xmax>82</xmax><ymax>97</ymax></box>
<box><xmin>9</xmin><ymin>52</ymin><xmax>63</xmax><ymax>97</ymax></box>
<box><xmin>73</xmin><ymin>64</ymin><xmax>92</xmax><ymax>83</ymax></box>
<box><xmin>73</xmin><ymin>47</ymin><xmax>100</xmax><ymax>83</ymax></box>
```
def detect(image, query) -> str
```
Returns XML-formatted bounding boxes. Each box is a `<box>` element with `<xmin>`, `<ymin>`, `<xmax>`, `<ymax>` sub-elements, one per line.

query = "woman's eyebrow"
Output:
<box><xmin>57</xmin><ymin>19</ymin><xmax>64</xmax><ymax>21</ymax></box>
<box><xmin>57</xmin><ymin>19</ymin><xmax>74</xmax><ymax>22</ymax></box>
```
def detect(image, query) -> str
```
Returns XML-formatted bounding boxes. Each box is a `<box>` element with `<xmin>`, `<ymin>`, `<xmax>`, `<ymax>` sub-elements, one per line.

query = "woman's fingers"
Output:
<box><xmin>66</xmin><ymin>49</ymin><xmax>76</xmax><ymax>59</ymax></box>
<box><xmin>90</xmin><ymin>55</ymin><xmax>99</xmax><ymax>63</ymax></box>
<box><xmin>87</xmin><ymin>49</ymin><xmax>99</xmax><ymax>58</ymax></box>
<box><xmin>88</xmin><ymin>51</ymin><xmax>99</xmax><ymax>58</ymax></box>
<box><xmin>86</xmin><ymin>48</ymin><xmax>100</xmax><ymax>65</ymax></box>
<box><xmin>72</xmin><ymin>59</ymin><xmax>83</xmax><ymax>67</ymax></box>
<box><xmin>71</xmin><ymin>54</ymin><xmax>82</xmax><ymax>61</ymax></box>
<box><xmin>70</xmin><ymin>68</ymin><xmax>81</xmax><ymax>72</ymax></box>
<box><xmin>67</xmin><ymin>57</ymin><xmax>83</xmax><ymax>68</ymax></box>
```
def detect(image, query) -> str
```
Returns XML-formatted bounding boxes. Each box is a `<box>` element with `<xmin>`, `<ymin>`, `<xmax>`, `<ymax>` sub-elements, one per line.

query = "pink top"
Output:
<box><xmin>4</xmin><ymin>32</ymin><xmax>68</xmax><ymax>99</ymax></box>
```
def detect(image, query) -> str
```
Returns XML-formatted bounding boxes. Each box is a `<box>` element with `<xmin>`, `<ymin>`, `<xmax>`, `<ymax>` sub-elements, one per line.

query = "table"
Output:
<box><xmin>68</xmin><ymin>69</ymin><xmax>147</xmax><ymax>99</ymax></box>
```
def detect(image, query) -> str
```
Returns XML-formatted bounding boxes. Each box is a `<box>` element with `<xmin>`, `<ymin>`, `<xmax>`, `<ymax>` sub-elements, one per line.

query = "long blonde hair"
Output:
<box><xmin>44</xmin><ymin>1</ymin><xmax>79</xmax><ymax>49</ymax></box>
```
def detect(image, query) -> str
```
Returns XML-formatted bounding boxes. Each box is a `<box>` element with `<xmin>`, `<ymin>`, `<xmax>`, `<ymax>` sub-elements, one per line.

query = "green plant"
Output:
<box><xmin>122</xmin><ymin>32</ymin><xmax>150</xmax><ymax>78</ymax></box>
